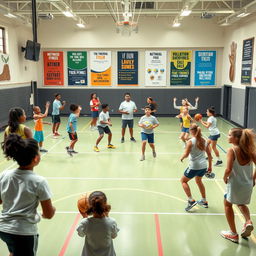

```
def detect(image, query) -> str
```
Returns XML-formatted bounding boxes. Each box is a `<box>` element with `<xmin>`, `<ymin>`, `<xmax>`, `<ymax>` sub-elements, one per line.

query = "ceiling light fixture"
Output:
<box><xmin>237</xmin><ymin>12</ymin><xmax>250</xmax><ymax>18</ymax></box>
<box><xmin>4</xmin><ymin>13</ymin><xmax>17</xmax><ymax>18</ymax></box>
<box><xmin>172</xmin><ymin>19</ymin><xmax>181</xmax><ymax>27</ymax></box>
<box><xmin>63</xmin><ymin>10</ymin><xmax>74</xmax><ymax>17</ymax></box>
<box><xmin>220</xmin><ymin>19</ymin><xmax>230</xmax><ymax>26</ymax></box>
<box><xmin>180</xmin><ymin>6</ymin><xmax>191</xmax><ymax>17</ymax></box>
<box><xmin>76</xmin><ymin>23</ymin><xmax>85</xmax><ymax>28</ymax></box>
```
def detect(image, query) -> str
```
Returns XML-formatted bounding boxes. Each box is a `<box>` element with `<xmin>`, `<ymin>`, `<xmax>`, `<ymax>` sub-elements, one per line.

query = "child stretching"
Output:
<box><xmin>138</xmin><ymin>106</ymin><xmax>159</xmax><ymax>161</ymax></box>
<box><xmin>176</xmin><ymin>107</ymin><xmax>193</xmax><ymax>145</ymax></box>
<box><xmin>180</xmin><ymin>124</ymin><xmax>212</xmax><ymax>212</ymax></box>
<box><xmin>33</xmin><ymin>101</ymin><xmax>51</xmax><ymax>152</ymax></box>
<box><xmin>66</xmin><ymin>104</ymin><xmax>82</xmax><ymax>156</ymax></box>
<box><xmin>94</xmin><ymin>104</ymin><xmax>116</xmax><ymax>152</ymax></box>
<box><xmin>200</xmin><ymin>106</ymin><xmax>222</xmax><ymax>166</ymax></box>
<box><xmin>0</xmin><ymin>134</ymin><xmax>55</xmax><ymax>256</ymax></box>
<box><xmin>4</xmin><ymin>107</ymin><xmax>32</xmax><ymax>139</ymax></box>
<box><xmin>77</xmin><ymin>191</ymin><xmax>119</xmax><ymax>256</ymax></box>
<box><xmin>221</xmin><ymin>128</ymin><xmax>256</xmax><ymax>243</ymax></box>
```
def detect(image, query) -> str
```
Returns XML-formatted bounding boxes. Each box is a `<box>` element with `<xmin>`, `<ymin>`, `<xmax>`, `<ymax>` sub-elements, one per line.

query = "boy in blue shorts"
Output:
<box><xmin>138</xmin><ymin>106</ymin><xmax>159</xmax><ymax>161</ymax></box>
<box><xmin>66</xmin><ymin>104</ymin><xmax>82</xmax><ymax>156</ymax></box>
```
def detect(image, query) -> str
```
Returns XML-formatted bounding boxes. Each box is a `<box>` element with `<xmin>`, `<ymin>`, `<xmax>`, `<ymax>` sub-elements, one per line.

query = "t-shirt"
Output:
<box><xmin>90</xmin><ymin>99</ymin><xmax>100</xmax><ymax>112</ymax></box>
<box><xmin>77</xmin><ymin>217</ymin><xmax>119</xmax><ymax>256</ymax></box>
<box><xmin>119</xmin><ymin>101</ymin><xmax>137</xmax><ymax>120</ymax></box>
<box><xmin>207</xmin><ymin>116</ymin><xmax>220</xmax><ymax>136</ymax></box>
<box><xmin>138</xmin><ymin>115</ymin><xmax>159</xmax><ymax>134</ymax></box>
<box><xmin>0</xmin><ymin>169</ymin><xmax>52</xmax><ymax>235</ymax></box>
<box><xmin>188</xmin><ymin>137</ymin><xmax>207</xmax><ymax>170</ymax></box>
<box><xmin>67</xmin><ymin>113</ymin><xmax>78</xmax><ymax>133</ymax></box>
<box><xmin>97</xmin><ymin>111</ymin><xmax>110</xmax><ymax>128</ymax></box>
<box><xmin>52</xmin><ymin>99</ymin><xmax>62</xmax><ymax>115</ymax></box>
<box><xmin>5</xmin><ymin>124</ymin><xmax>26</xmax><ymax>139</ymax></box>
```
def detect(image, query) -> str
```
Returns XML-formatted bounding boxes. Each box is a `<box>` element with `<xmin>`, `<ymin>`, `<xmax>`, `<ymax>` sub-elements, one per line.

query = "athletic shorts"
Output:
<box><xmin>0</xmin><ymin>231</ymin><xmax>38</xmax><ymax>256</ymax></box>
<box><xmin>141</xmin><ymin>132</ymin><xmax>154</xmax><ymax>143</ymax></box>
<box><xmin>91</xmin><ymin>111</ymin><xmax>99</xmax><ymax>118</ymax></box>
<box><xmin>184</xmin><ymin>167</ymin><xmax>207</xmax><ymax>179</ymax></box>
<box><xmin>181</xmin><ymin>127</ymin><xmax>190</xmax><ymax>133</ymax></box>
<box><xmin>33</xmin><ymin>130</ymin><xmax>44</xmax><ymax>143</ymax></box>
<box><xmin>208</xmin><ymin>134</ymin><xmax>220</xmax><ymax>141</ymax></box>
<box><xmin>52</xmin><ymin>115</ymin><xmax>60</xmax><ymax>124</ymax></box>
<box><xmin>98</xmin><ymin>126</ymin><xmax>111</xmax><ymax>135</ymax></box>
<box><xmin>122</xmin><ymin>119</ymin><xmax>134</xmax><ymax>129</ymax></box>
<box><xmin>68</xmin><ymin>132</ymin><xmax>78</xmax><ymax>141</ymax></box>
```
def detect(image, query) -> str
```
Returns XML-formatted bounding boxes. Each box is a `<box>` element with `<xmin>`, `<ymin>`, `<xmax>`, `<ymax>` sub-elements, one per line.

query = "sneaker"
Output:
<box><xmin>140</xmin><ymin>155</ymin><xmax>145</xmax><ymax>161</ymax></box>
<box><xmin>214</xmin><ymin>160</ymin><xmax>223</xmax><ymax>166</ymax></box>
<box><xmin>39</xmin><ymin>148</ymin><xmax>48</xmax><ymax>153</ymax></box>
<box><xmin>71</xmin><ymin>150</ymin><xmax>78</xmax><ymax>154</ymax></box>
<box><xmin>197</xmin><ymin>199</ymin><xmax>208</xmax><ymax>208</ymax></box>
<box><xmin>153</xmin><ymin>151</ymin><xmax>157</xmax><ymax>158</ymax></box>
<box><xmin>241</xmin><ymin>222</ymin><xmax>254</xmax><ymax>238</ymax></box>
<box><xmin>94</xmin><ymin>146</ymin><xmax>100</xmax><ymax>152</ymax></box>
<box><xmin>220</xmin><ymin>230</ymin><xmax>239</xmax><ymax>243</ymax></box>
<box><xmin>65</xmin><ymin>147</ymin><xmax>73</xmax><ymax>157</ymax></box>
<box><xmin>54</xmin><ymin>132</ymin><xmax>61</xmax><ymax>136</ymax></box>
<box><xmin>185</xmin><ymin>200</ymin><xmax>197</xmax><ymax>212</ymax></box>
<box><xmin>121</xmin><ymin>138</ymin><xmax>125</xmax><ymax>143</ymax></box>
<box><xmin>107</xmin><ymin>144</ymin><xmax>116</xmax><ymax>149</ymax></box>
<box><xmin>130</xmin><ymin>137</ymin><xmax>136</xmax><ymax>142</ymax></box>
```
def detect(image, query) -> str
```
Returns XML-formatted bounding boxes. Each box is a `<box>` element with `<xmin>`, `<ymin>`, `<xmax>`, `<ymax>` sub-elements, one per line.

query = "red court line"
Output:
<box><xmin>58</xmin><ymin>213</ymin><xmax>81</xmax><ymax>256</ymax></box>
<box><xmin>154</xmin><ymin>214</ymin><xmax>164</xmax><ymax>256</ymax></box>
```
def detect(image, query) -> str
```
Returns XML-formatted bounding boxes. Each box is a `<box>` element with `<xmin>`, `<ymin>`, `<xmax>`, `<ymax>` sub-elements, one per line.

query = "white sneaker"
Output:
<box><xmin>220</xmin><ymin>230</ymin><xmax>238</xmax><ymax>243</ymax></box>
<box><xmin>140</xmin><ymin>155</ymin><xmax>145</xmax><ymax>161</ymax></box>
<box><xmin>241</xmin><ymin>222</ymin><xmax>254</xmax><ymax>238</ymax></box>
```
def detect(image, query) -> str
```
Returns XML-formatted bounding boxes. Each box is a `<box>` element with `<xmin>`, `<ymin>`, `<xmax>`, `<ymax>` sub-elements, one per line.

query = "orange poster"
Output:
<box><xmin>44</xmin><ymin>51</ymin><xmax>64</xmax><ymax>86</ymax></box>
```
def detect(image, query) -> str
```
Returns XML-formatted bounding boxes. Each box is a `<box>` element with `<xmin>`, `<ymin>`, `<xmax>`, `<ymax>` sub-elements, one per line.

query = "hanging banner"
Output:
<box><xmin>241</xmin><ymin>37</ymin><xmax>254</xmax><ymax>84</ymax></box>
<box><xmin>118</xmin><ymin>51</ymin><xmax>138</xmax><ymax>86</ymax></box>
<box><xmin>67</xmin><ymin>51</ymin><xmax>87</xmax><ymax>86</ymax></box>
<box><xmin>145</xmin><ymin>51</ymin><xmax>166</xmax><ymax>86</ymax></box>
<box><xmin>194</xmin><ymin>51</ymin><xmax>216</xmax><ymax>86</ymax></box>
<box><xmin>43</xmin><ymin>51</ymin><xmax>64</xmax><ymax>86</ymax></box>
<box><xmin>90</xmin><ymin>51</ymin><xmax>111</xmax><ymax>86</ymax></box>
<box><xmin>170</xmin><ymin>51</ymin><xmax>191</xmax><ymax>86</ymax></box>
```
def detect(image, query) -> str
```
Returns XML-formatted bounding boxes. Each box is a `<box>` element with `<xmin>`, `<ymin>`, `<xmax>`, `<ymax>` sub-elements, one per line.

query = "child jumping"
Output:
<box><xmin>66</xmin><ymin>104</ymin><xmax>82</xmax><ymax>156</ymax></box>
<box><xmin>77</xmin><ymin>191</ymin><xmax>119</xmax><ymax>256</ymax></box>
<box><xmin>94</xmin><ymin>104</ymin><xmax>116</xmax><ymax>152</ymax></box>
<box><xmin>138</xmin><ymin>106</ymin><xmax>159</xmax><ymax>161</ymax></box>
<box><xmin>33</xmin><ymin>101</ymin><xmax>51</xmax><ymax>152</ymax></box>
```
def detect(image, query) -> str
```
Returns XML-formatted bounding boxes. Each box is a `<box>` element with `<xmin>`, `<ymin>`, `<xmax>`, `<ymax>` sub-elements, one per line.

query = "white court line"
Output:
<box><xmin>45</xmin><ymin>176</ymin><xmax>223</xmax><ymax>182</ymax></box>
<box><xmin>221</xmin><ymin>132</ymin><xmax>228</xmax><ymax>137</ymax></box>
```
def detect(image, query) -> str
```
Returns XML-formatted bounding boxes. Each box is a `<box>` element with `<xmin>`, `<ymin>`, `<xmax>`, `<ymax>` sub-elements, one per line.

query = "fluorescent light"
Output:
<box><xmin>4</xmin><ymin>13</ymin><xmax>17</xmax><ymax>18</ymax></box>
<box><xmin>220</xmin><ymin>21</ymin><xmax>230</xmax><ymax>26</ymax></box>
<box><xmin>63</xmin><ymin>10</ymin><xmax>74</xmax><ymax>17</ymax></box>
<box><xmin>237</xmin><ymin>12</ymin><xmax>250</xmax><ymax>18</ymax></box>
<box><xmin>76</xmin><ymin>23</ymin><xmax>85</xmax><ymax>28</ymax></box>
<box><xmin>180</xmin><ymin>9</ymin><xmax>191</xmax><ymax>16</ymax></box>
<box><xmin>172</xmin><ymin>20</ymin><xmax>181</xmax><ymax>27</ymax></box>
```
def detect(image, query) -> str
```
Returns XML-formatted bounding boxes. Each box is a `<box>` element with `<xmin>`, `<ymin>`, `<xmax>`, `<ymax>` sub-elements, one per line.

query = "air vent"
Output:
<box><xmin>135</xmin><ymin>2</ymin><xmax>155</xmax><ymax>9</ymax></box>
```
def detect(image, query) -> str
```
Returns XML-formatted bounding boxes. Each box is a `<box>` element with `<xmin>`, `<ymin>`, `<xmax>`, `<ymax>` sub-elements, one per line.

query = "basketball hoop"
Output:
<box><xmin>116</xmin><ymin>21</ymin><xmax>138</xmax><ymax>36</ymax></box>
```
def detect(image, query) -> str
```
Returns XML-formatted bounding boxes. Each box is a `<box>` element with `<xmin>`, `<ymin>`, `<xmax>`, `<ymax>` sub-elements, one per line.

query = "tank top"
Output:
<box><xmin>34</xmin><ymin>118</ymin><xmax>43</xmax><ymax>131</ymax></box>
<box><xmin>182</xmin><ymin>115</ymin><xmax>191</xmax><ymax>128</ymax></box>
<box><xmin>5</xmin><ymin>124</ymin><xmax>26</xmax><ymax>139</ymax></box>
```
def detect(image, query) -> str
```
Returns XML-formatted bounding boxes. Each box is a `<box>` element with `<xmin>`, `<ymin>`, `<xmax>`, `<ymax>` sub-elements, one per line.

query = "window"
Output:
<box><xmin>0</xmin><ymin>27</ymin><xmax>6</xmax><ymax>54</ymax></box>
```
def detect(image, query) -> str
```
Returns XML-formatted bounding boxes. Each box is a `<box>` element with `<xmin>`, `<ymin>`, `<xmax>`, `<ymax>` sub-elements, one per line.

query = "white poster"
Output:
<box><xmin>90</xmin><ymin>51</ymin><xmax>111</xmax><ymax>86</ymax></box>
<box><xmin>145</xmin><ymin>51</ymin><xmax>166</xmax><ymax>86</ymax></box>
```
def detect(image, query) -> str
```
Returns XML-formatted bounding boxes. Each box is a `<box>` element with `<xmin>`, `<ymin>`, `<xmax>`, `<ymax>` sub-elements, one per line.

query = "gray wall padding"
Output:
<box><xmin>230</xmin><ymin>87</ymin><xmax>245</xmax><ymax>126</ymax></box>
<box><xmin>0</xmin><ymin>86</ymin><xmax>32</xmax><ymax>128</ymax></box>
<box><xmin>246</xmin><ymin>87</ymin><xmax>256</xmax><ymax>130</ymax></box>
<box><xmin>37</xmin><ymin>88</ymin><xmax>221</xmax><ymax>116</ymax></box>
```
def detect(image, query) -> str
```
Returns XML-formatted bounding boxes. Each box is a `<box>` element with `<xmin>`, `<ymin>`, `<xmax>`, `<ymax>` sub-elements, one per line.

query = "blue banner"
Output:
<box><xmin>118</xmin><ymin>51</ymin><xmax>138</xmax><ymax>86</ymax></box>
<box><xmin>195</xmin><ymin>51</ymin><xmax>216</xmax><ymax>86</ymax></box>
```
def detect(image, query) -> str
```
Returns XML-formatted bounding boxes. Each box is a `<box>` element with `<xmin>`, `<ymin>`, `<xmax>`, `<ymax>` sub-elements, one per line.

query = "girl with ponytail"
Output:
<box><xmin>0</xmin><ymin>134</ymin><xmax>55</xmax><ymax>256</ymax></box>
<box><xmin>180</xmin><ymin>123</ymin><xmax>213</xmax><ymax>212</ymax></box>
<box><xmin>77</xmin><ymin>191</ymin><xmax>119</xmax><ymax>256</ymax></box>
<box><xmin>221</xmin><ymin>128</ymin><xmax>256</xmax><ymax>243</ymax></box>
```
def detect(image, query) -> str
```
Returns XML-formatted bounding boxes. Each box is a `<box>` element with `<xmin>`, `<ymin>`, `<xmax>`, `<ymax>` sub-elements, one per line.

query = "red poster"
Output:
<box><xmin>44</xmin><ymin>51</ymin><xmax>64</xmax><ymax>86</ymax></box>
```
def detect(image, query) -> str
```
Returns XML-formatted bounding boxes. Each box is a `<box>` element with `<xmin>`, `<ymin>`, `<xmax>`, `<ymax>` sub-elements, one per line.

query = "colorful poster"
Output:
<box><xmin>90</xmin><ymin>51</ymin><xmax>111</xmax><ymax>86</ymax></box>
<box><xmin>0</xmin><ymin>54</ymin><xmax>10</xmax><ymax>81</ymax></box>
<box><xmin>118</xmin><ymin>51</ymin><xmax>138</xmax><ymax>86</ymax></box>
<box><xmin>170</xmin><ymin>51</ymin><xmax>191</xmax><ymax>86</ymax></box>
<box><xmin>67</xmin><ymin>51</ymin><xmax>87</xmax><ymax>86</ymax></box>
<box><xmin>195</xmin><ymin>51</ymin><xmax>216</xmax><ymax>86</ymax></box>
<box><xmin>145</xmin><ymin>51</ymin><xmax>166</xmax><ymax>86</ymax></box>
<box><xmin>241</xmin><ymin>37</ymin><xmax>254</xmax><ymax>84</ymax></box>
<box><xmin>43</xmin><ymin>51</ymin><xmax>64</xmax><ymax>86</ymax></box>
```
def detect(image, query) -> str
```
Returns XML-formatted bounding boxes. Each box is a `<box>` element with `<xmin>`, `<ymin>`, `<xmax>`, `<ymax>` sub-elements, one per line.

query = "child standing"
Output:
<box><xmin>52</xmin><ymin>93</ymin><xmax>66</xmax><ymax>137</ymax></box>
<box><xmin>4</xmin><ymin>107</ymin><xmax>32</xmax><ymax>139</ymax></box>
<box><xmin>0</xmin><ymin>134</ymin><xmax>55</xmax><ymax>256</ymax></box>
<box><xmin>180</xmin><ymin>124</ymin><xmax>212</xmax><ymax>212</ymax></box>
<box><xmin>90</xmin><ymin>93</ymin><xmax>101</xmax><ymax>130</ymax></box>
<box><xmin>33</xmin><ymin>101</ymin><xmax>51</xmax><ymax>152</ymax></box>
<box><xmin>94</xmin><ymin>104</ymin><xmax>116</xmax><ymax>152</ymax></box>
<box><xmin>66</xmin><ymin>104</ymin><xmax>82</xmax><ymax>156</ymax></box>
<box><xmin>77</xmin><ymin>191</ymin><xmax>119</xmax><ymax>256</ymax></box>
<box><xmin>200</xmin><ymin>106</ymin><xmax>222</xmax><ymax>166</ymax></box>
<box><xmin>138</xmin><ymin>106</ymin><xmax>159</xmax><ymax>161</ymax></box>
<box><xmin>221</xmin><ymin>128</ymin><xmax>256</xmax><ymax>243</ymax></box>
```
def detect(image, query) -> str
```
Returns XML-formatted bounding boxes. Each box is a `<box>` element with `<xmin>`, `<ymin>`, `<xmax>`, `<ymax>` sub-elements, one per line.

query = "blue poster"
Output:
<box><xmin>195</xmin><ymin>51</ymin><xmax>216</xmax><ymax>86</ymax></box>
<box><xmin>118</xmin><ymin>51</ymin><xmax>138</xmax><ymax>86</ymax></box>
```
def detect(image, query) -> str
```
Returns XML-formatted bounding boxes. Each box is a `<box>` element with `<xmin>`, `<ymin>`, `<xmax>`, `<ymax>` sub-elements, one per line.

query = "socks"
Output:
<box><xmin>201</xmin><ymin>198</ymin><xmax>206</xmax><ymax>202</ymax></box>
<box><xmin>188</xmin><ymin>197</ymin><xmax>193</xmax><ymax>202</ymax></box>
